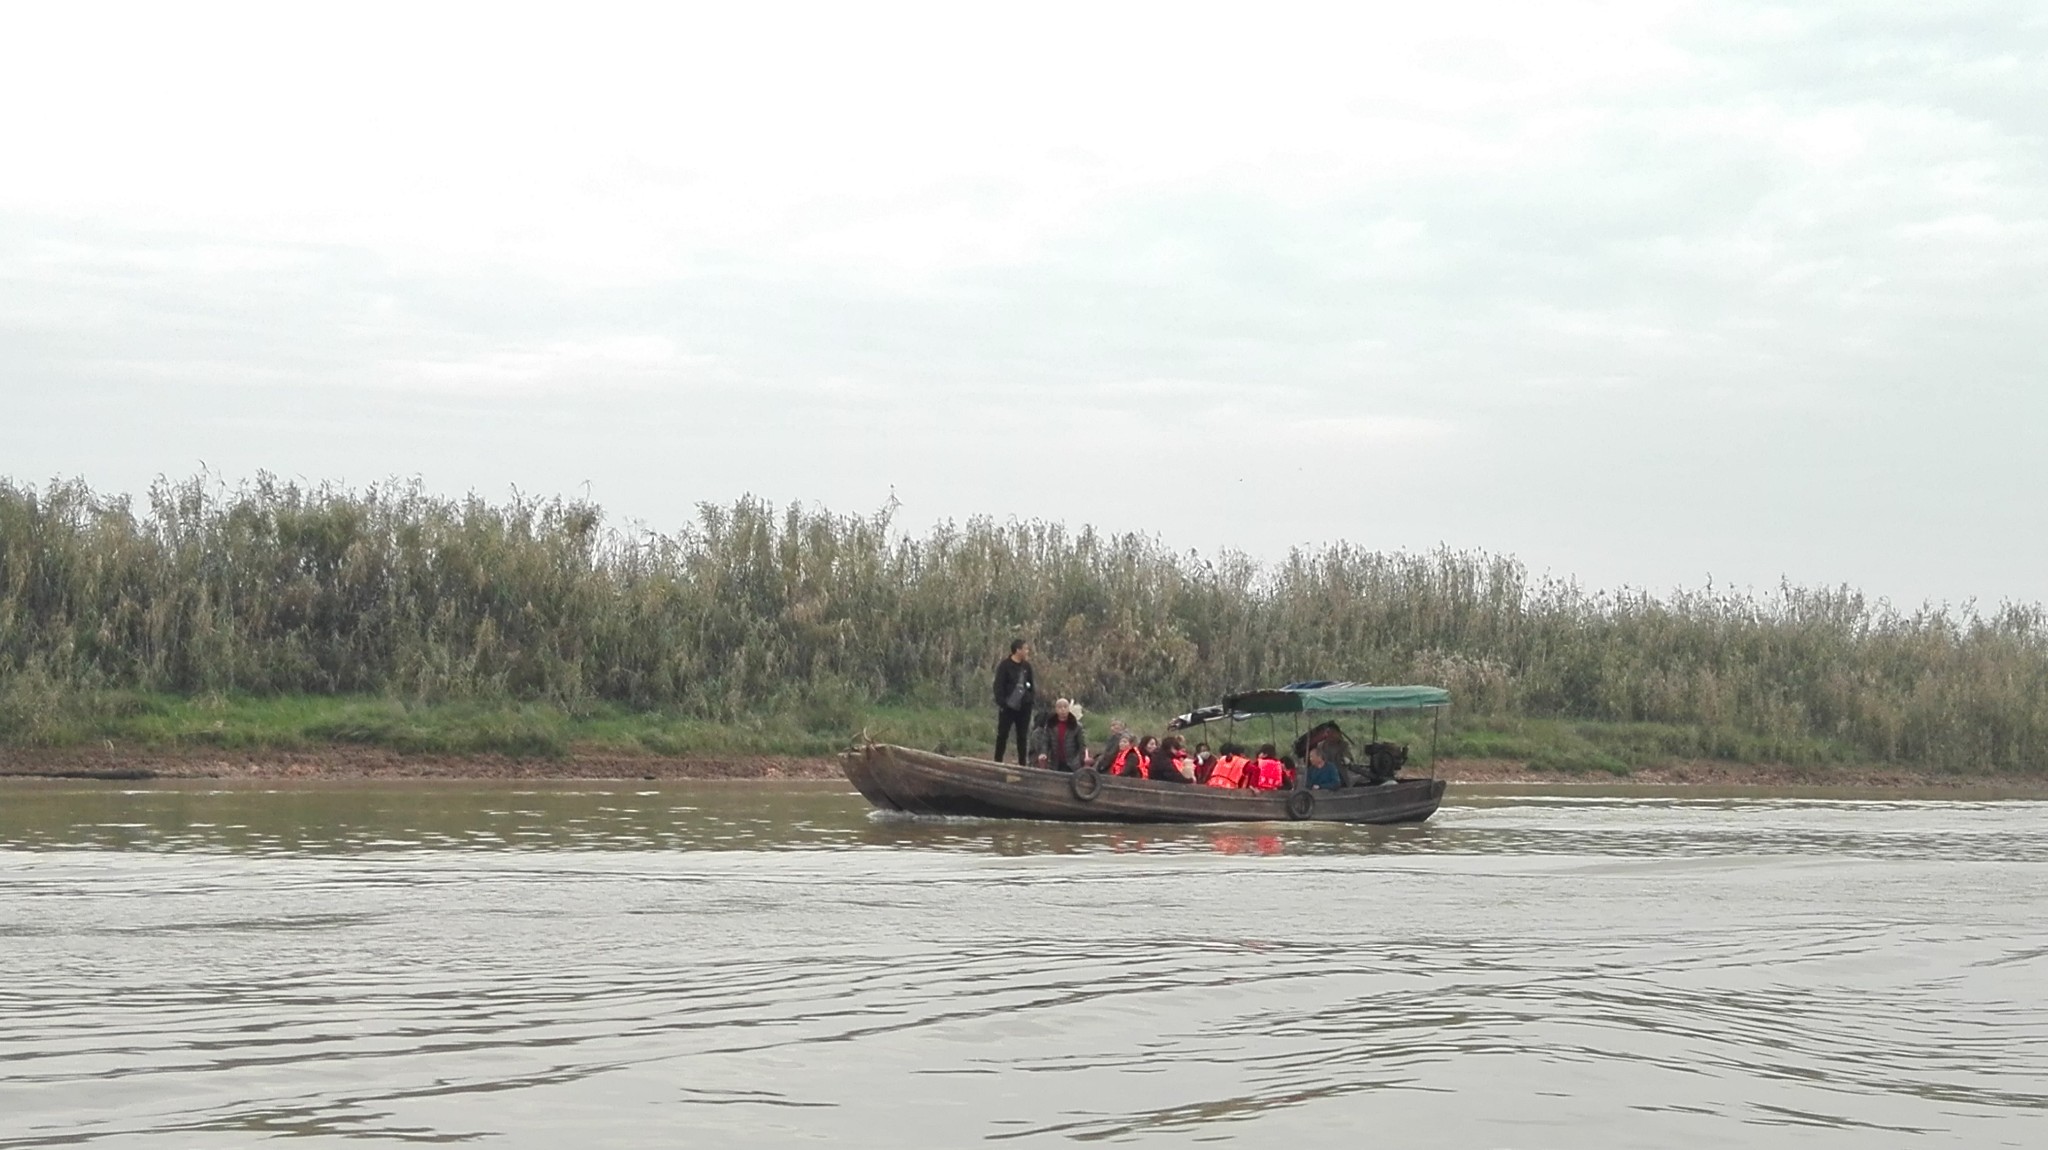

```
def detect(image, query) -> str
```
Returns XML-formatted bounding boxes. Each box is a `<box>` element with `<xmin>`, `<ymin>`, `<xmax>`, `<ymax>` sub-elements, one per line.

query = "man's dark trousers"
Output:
<box><xmin>995</xmin><ymin>707</ymin><xmax>1030</xmax><ymax>764</ymax></box>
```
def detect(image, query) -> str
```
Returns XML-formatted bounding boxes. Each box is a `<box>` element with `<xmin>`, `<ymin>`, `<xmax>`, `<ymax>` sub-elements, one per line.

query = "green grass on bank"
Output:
<box><xmin>0</xmin><ymin>691</ymin><xmax>858</xmax><ymax>759</ymax></box>
<box><xmin>0</xmin><ymin>688</ymin><xmax>1007</xmax><ymax>760</ymax></box>
<box><xmin>0</xmin><ymin>690</ymin><xmax>1899</xmax><ymax>775</ymax></box>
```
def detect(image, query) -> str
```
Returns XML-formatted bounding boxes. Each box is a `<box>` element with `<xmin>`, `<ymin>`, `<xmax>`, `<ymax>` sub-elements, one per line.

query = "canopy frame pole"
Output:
<box><xmin>1429</xmin><ymin>707</ymin><xmax>1441</xmax><ymax>779</ymax></box>
<box><xmin>1292</xmin><ymin>714</ymin><xmax>1303</xmax><ymax>791</ymax></box>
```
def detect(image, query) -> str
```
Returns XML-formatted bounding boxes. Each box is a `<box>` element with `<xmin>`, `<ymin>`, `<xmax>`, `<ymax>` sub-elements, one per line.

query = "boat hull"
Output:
<box><xmin>840</xmin><ymin>744</ymin><xmax>1444</xmax><ymax>824</ymax></box>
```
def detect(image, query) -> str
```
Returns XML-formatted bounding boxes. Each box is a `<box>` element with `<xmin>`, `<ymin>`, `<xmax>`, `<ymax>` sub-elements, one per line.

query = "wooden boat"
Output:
<box><xmin>842</xmin><ymin>681</ymin><xmax>1453</xmax><ymax>824</ymax></box>
<box><xmin>841</xmin><ymin>743</ymin><xmax>1445</xmax><ymax>824</ymax></box>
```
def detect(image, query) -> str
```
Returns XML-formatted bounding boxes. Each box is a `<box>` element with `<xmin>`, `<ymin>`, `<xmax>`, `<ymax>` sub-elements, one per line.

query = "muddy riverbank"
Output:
<box><xmin>0</xmin><ymin>745</ymin><xmax>840</xmax><ymax>782</ymax></box>
<box><xmin>4</xmin><ymin>745</ymin><xmax>2044</xmax><ymax>795</ymax></box>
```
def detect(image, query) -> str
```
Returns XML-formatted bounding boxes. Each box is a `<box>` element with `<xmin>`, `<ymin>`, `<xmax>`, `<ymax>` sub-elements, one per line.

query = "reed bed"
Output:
<box><xmin>2</xmin><ymin>474</ymin><xmax>2044</xmax><ymax>772</ymax></box>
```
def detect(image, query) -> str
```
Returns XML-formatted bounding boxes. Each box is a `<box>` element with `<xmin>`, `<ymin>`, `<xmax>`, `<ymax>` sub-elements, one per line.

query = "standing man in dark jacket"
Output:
<box><xmin>992</xmin><ymin>639</ymin><xmax>1035</xmax><ymax>764</ymax></box>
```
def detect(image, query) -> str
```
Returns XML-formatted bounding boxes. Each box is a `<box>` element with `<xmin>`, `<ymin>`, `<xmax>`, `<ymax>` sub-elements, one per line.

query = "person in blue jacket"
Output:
<box><xmin>1306</xmin><ymin>744</ymin><xmax>1346</xmax><ymax>790</ymax></box>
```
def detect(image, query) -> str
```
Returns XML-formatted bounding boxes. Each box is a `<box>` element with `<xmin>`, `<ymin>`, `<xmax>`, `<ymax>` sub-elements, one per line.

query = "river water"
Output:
<box><xmin>1</xmin><ymin>781</ymin><xmax>2042</xmax><ymax>1148</ymax></box>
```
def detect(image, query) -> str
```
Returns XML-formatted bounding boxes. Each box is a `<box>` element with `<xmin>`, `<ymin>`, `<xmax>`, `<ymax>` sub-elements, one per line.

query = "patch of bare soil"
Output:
<box><xmin>0</xmin><ymin>745</ymin><xmax>844</xmax><ymax>782</ymax></box>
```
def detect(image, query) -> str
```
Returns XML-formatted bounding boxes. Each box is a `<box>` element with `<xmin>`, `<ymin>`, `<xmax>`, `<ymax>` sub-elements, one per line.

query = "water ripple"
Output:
<box><xmin>2</xmin><ymin>785</ymin><xmax>2045</xmax><ymax>1147</ymax></box>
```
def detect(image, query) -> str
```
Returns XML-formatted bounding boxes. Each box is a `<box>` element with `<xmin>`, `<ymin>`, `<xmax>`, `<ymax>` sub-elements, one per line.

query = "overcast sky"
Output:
<box><xmin>3</xmin><ymin>1</ymin><xmax>2043</xmax><ymax>608</ymax></box>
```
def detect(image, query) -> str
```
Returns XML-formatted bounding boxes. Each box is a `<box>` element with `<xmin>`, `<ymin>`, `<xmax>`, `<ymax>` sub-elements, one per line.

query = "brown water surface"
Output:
<box><xmin>1</xmin><ymin>781</ymin><xmax>2042</xmax><ymax>1147</ymax></box>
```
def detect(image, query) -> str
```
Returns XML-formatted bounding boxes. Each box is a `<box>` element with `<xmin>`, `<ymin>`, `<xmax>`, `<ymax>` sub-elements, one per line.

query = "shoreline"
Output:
<box><xmin>3</xmin><ymin>746</ymin><xmax>2045</xmax><ymax>796</ymax></box>
<box><xmin>0</xmin><ymin>746</ymin><xmax>841</xmax><ymax>782</ymax></box>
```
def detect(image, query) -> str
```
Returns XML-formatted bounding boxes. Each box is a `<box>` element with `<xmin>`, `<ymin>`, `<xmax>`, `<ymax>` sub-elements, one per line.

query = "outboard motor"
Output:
<box><xmin>1357</xmin><ymin>741</ymin><xmax>1408</xmax><ymax>785</ymax></box>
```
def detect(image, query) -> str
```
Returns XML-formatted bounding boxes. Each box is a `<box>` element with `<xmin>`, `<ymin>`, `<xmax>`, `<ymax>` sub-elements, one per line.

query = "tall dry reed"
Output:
<box><xmin>2</xmin><ymin>474</ymin><xmax>2044</xmax><ymax>770</ymax></box>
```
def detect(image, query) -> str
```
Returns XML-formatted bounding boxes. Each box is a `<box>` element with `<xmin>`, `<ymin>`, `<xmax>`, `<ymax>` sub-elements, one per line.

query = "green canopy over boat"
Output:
<box><xmin>1222</xmin><ymin>682</ymin><xmax>1451</xmax><ymax>714</ymax></box>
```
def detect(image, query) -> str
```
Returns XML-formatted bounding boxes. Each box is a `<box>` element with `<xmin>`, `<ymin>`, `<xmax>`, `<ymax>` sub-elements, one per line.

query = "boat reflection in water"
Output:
<box><xmin>1209</xmin><ymin>832</ymin><xmax>1285</xmax><ymax>855</ymax></box>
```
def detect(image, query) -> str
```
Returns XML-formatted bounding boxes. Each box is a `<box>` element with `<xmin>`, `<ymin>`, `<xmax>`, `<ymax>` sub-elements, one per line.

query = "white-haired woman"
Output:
<box><xmin>1029</xmin><ymin>697</ymin><xmax>1088</xmax><ymax>771</ymax></box>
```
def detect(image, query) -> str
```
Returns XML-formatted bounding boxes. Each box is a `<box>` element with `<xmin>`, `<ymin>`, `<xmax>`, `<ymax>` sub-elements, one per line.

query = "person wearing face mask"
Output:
<box><xmin>1206</xmin><ymin>743</ymin><xmax>1252</xmax><ymax>788</ymax></box>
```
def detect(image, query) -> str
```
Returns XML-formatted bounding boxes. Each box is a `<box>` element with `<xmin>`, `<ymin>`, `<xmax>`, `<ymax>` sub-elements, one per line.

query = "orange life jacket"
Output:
<box><xmin>1247</xmin><ymin>756</ymin><xmax>1287</xmax><ymax>791</ymax></box>
<box><xmin>1110</xmin><ymin>747</ymin><xmax>1147</xmax><ymax>776</ymax></box>
<box><xmin>1206</xmin><ymin>754</ymin><xmax>1250</xmax><ymax>788</ymax></box>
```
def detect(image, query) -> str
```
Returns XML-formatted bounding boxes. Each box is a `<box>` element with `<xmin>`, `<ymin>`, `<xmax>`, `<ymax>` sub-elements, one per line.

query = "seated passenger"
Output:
<box><xmin>1305</xmin><ymin>744</ymin><xmax>1345</xmax><ymax>790</ymax></box>
<box><xmin>1099</xmin><ymin>719</ymin><xmax>1132</xmax><ymax>759</ymax></box>
<box><xmin>1206</xmin><ymin>742</ymin><xmax>1251</xmax><ymax>788</ymax></box>
<box><xmin>1148</xmin><ymin>735</ymin><xmax>1194</xmax><ymax>783</ymax></box>
<box><xmin>1102</xmin><ymin>734</ymin><xmax>1147</xmax><ymax>777</ymax></box>
<box><xmin>1131</xmin><ymin>735</ymin><xmax>1162</xmax><ymax>779</ymax></box>
<box><xmin>1245</xmin><ymin>744</ymin><xmax>1288</xmax><ymax>791</ymax></box>
<box><xmin>1191</xmin><ymin>742</ymin><xmax>1216</xmax><ymax>784</ymax></box>
<box><xmin>1293</xmin><ymin>722</ymin><xmax>1351</xmax><ymax>771</ymax></box>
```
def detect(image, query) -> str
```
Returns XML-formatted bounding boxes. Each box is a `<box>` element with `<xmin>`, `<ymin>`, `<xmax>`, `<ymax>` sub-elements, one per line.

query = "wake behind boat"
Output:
<box><xmin>842</xmin><ymin>682</ymin><xmax>1450</xmax><ymax>825</ymax></box>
